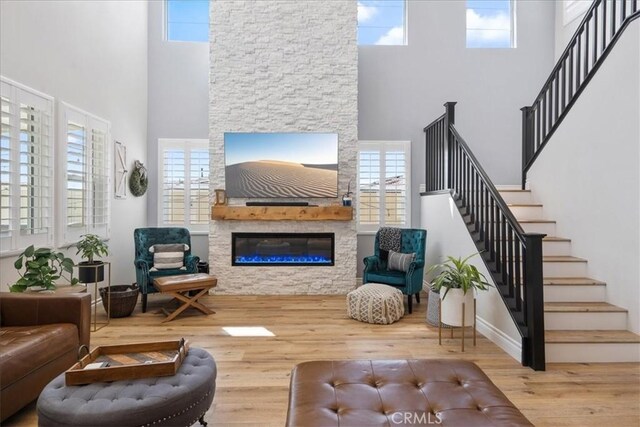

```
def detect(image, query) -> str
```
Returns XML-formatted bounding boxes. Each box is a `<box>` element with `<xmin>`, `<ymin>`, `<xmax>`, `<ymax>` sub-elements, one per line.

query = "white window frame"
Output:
<box><xmin>57</xmin><ymin>102</ymin><xmax>111</xmax><ymax>246</ymax></box>
<box><xmin>357</xmin><ymin>140</ymin><xmax>411</xmax><ymax>234</ymax></box>
<box><xmin>157</xmin><ymin>138</ymin><xmax>210</xmax><ymax>233</ymax></box>
<box><xmin>1</xmin><ymin>77</ymin><xmax>55</xmax><ymax>256</ymax></box>
<box><xmin>466</xmin><ymin>0</ymin><xmax>517</xmax><ymax>49</ymax></box>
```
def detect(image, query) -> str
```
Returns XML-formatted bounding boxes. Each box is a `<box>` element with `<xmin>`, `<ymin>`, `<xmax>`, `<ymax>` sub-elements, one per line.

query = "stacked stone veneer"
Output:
<box><xmin>209</xmin><ymin>1</ymin><xmax>358</xmax><ymax>294</ymax></box>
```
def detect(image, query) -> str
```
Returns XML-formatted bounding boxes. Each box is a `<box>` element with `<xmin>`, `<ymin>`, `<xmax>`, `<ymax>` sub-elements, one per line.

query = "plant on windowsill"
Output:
<box><xmin>428</xmin><ymin>253</ymin><xmax>492</xmax><ymax>326</ymax></box>
<box><xmin>10</xmin><ymin>246</ymin><xmax>78</xmax><ymax>292</ymax></box>
<box><xmin>75</xmin><ymin>234</ymin><xmax>109</xmax><ymax>284</ymax></box>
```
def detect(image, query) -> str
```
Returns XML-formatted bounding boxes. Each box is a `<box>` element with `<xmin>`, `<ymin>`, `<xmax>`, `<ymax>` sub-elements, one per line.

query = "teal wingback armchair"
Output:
<box><xmin>134</xmin><ymin>227</ymin><xmax>199</xmax><ymax>312</ymax></box>
<box><xmin>363</xmin><ymin>228</ymin><xmax>427</xmax><ymax>313</ymax></box>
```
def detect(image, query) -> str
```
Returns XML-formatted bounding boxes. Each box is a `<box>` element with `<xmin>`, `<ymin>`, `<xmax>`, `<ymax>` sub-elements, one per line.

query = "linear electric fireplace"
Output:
<box><xmin>232</xmin><ymin>232</ymin><xmax>335</xmax><ymax>266</ymax></box>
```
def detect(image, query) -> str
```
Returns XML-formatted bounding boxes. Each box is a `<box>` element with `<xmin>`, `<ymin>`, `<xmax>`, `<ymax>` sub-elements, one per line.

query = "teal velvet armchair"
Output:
<box><xmin>134</xmin><ymin>227</ymin><xmax>199</xmax><ymax>312</ymax></box>
<box><xmin>363</xmin><ymin>228</ymin><xmax>427</xmax><ymax>313</ymax></box>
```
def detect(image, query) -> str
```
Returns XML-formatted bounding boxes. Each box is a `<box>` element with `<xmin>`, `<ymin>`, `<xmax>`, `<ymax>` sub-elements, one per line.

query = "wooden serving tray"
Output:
<box><xmin>65</xmin><ymin>339</ymin><xmax>189</xmax><ymax>386</ymax></box>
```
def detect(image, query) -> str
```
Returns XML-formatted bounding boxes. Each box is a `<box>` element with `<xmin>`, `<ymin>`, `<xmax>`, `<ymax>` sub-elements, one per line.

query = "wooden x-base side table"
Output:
<box><xmin>153</xmin><ymin>273</ymin><xmax>217</xmax><ymax>323</ymax></box>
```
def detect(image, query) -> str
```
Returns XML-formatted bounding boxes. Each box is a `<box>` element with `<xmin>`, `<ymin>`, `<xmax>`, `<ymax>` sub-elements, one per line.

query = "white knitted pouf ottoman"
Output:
<box><xmin>347</xmin><ymin>283</ymin><xmax>405</xmax><ymax>324</ymax></box>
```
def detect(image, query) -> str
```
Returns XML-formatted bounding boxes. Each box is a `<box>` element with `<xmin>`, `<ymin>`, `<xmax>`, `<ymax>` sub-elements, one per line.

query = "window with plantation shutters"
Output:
<box><xmin>357</xmin><ymin>141</ymin><xmax>411</xmax><ymax>233</ymax></box>
<box><xmin>58</xmin><ymin>102</ymin><xmax>110</xmax><ymax>245</ymax></box>
<box><xmin>1</xmin><ymin>77</ymin><xmax>54</xmax><ymax>255</ymax></box>
<box><xmin>158</xmin><ymin>139</ymin><xmax>209</xmax><ymax>232</ymax></box>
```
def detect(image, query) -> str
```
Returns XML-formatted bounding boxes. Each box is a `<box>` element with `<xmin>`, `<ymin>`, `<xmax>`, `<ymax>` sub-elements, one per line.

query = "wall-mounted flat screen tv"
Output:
<box><xmin>224</xmin><ymin>132</ymin><xmax>338</xmax><ymax>198</ymax></box>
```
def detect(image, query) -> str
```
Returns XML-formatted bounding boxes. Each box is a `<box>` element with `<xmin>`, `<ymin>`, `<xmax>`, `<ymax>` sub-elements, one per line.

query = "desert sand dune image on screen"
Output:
<box><xmin>225</xmin><ymin>160</ymin><xmax>338</xmax><ymax>198</ymax></box>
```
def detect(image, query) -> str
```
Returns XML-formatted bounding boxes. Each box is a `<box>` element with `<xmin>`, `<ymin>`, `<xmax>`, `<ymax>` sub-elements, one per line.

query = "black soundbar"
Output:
<box><xmin>246</xmin><ymin>201</ymin><xmax>310</xmax><ymax>207</ymax></box>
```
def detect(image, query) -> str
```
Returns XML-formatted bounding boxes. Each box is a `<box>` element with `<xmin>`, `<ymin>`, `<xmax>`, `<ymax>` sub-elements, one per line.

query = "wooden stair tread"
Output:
<box><xmin>542</xmin><ymin>236</ymin><xmax>571</xmax><ymax>242</ymax></box>
<box><xmin>544</xmin><ymin>302</ymin><xmax>627</xmax><ymax>313</ymax></box>
<box><xmin>545</xmin><ymin>330</ymin><xmax>640</xmax><ymax>343</ymax></box>
<box><xmin>542</xmin><ymin>255</ymin><xmax>587</xmax><ymax>263</ymax></box>
<box><xmin>498</xmin><ymin>189</ymin><xmax>531</xmax><ymax>193</ymax></box>
<box><xmin>543</xmin><ymin>277</ymin><xmax>606</xmax><ymax>286</ymax></box>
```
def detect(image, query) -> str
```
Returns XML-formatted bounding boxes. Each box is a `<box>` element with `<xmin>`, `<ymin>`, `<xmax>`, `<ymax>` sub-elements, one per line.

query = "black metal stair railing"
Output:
<box><xmin>521</xmin><ymin>0</ymin><xmax>640</xmax><ymax>187</ymax></box>
<box><xmin>424</xmin><ymin>102</ymin><xmax>546</xmax><ymax>371</ymax></box>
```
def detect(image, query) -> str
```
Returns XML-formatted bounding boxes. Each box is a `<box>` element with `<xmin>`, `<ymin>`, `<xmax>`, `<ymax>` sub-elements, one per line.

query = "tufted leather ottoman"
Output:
<box><xmin>37</xmin><ymin>347</ymin><xmax>216</xmax><ymax>427</ymax></box>
<box><xmin>286</xmin><ymin>359</ymin><xmax>532</xmax><ymax>426</ymax></box>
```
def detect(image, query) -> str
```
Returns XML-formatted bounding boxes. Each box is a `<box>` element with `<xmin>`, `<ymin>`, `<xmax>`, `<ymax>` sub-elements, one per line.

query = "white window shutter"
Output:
<box><xmin>1</xmin><ymin>77</ymin><xmax>54</xmax><ymax>254</ymax></box>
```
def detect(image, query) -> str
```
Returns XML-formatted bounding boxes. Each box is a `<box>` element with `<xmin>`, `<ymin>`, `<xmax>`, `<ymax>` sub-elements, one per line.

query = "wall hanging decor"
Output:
<box><xmin>129</xmin><ymin>160</ymin><xmax>148</xmax><ymax>197</ymax></box>
<box><xmin>114</xmin><ymin>141</ymin><xmax>128</xmax><ymax>199</ymax></box>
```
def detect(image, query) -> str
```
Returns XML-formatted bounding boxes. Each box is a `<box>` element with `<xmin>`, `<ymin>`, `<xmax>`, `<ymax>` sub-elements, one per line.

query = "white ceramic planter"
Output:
<box><xmin>440</xmin><ymin>288</ymin><xmax>475</xmax><ymax>327</ymax></box>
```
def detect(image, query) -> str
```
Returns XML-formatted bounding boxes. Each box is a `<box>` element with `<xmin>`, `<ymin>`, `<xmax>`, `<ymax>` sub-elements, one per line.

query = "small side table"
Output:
<box><xmin>438</xmin><ymin>298</ymin><xmax>476</xmax><ymax>352</ymax></box>
<box><xmin>75</xmin><ymin>262</ymin><xmax>111</xmax><ymax>332</ymax></box>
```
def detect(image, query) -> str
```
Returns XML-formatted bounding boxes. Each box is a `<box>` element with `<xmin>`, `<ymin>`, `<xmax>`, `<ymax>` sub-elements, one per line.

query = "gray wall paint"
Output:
<box><xmin>147</xmin><ymin>1</ymin><xmax>210</xmax><ymax>258</ymax></box>
<box><xmin>356</xmin><ymin>0</ymin><xmax>555</xmax><ymax>275</ymax></box>
<box><xmin>0</xmin><ymin>0</ymin><xmax>148</xmax><ymax>289</ymax></box>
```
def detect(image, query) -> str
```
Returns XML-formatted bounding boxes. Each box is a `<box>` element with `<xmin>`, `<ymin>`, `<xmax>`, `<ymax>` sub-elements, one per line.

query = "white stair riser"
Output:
<box><xmin>544</xmin><ymin>285</ymin><xmax>606</xmax><ymax>302</ymax></box>
<box><xmin>542</xmin><ymin>261</ymin><xmax>587</xmax><ymax>277</ymax></box>
<box><xmin>509</xmin><ymin>205</ymin><xmax>544</xmax><ymax>220</ymax></box>
<box><xmin>520</xmin><ymin>222</ymin><xmax>556</xmax><ymax>235</ymax></box>
<box><xmin>546</xmin><ymin>343</ymin><xmax>640</xmax><ymax>363</ymax></box>
<box><xmin>542</xmin><ymin>240</ymin><xmax>572</xmax><ymax>256</ymax></box>
<box><xmin>545</xmin><ymin>312</ymin><xmax>628</xmax><ymax>330</ymax></box>
<box><xmin>498</xmin><ymin>191</ymin><xmax>534</xmax><ymax>204</ymax></box>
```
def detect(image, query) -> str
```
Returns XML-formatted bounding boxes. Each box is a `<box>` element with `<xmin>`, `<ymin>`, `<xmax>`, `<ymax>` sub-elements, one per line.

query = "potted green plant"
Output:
<box><xmin>75</xmin><ymin>234</ymin><xmax>109</xmax><ymax>284</ymax></box>
<box><xmin>428</xmin><ymin>253</ymin><xmax>492</xmax><ymax>326</ymax></box>
<box><xmin>10</xmin><ymin>246</ymin><xmax>78</xmax><ymax>292</ymax></box>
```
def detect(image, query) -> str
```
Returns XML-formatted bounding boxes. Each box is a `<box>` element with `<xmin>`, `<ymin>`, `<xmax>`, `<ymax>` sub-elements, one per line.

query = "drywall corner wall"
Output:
<box><xmin>421</xmin><ymin>194</ymin><xmax>522</xmax><ymax>361</ymax></box>
<box><xmin>0</xmin><ymin>1</ymin><xmax>148</xmax><ymax>289</ymax></box>
<box><xmin>146</xmin><ymin>0</ymin><xmax>210</xmax><ymax>260</ymax></box>
<box><xmin>359</xmin><ymin>0</ymin><xmax>555</xmax><ymax>229</ymax></box>
<box><xmin>528</xmin><ymin>21</ymin><xmax>640</xmax><ymax>333</ymax></box>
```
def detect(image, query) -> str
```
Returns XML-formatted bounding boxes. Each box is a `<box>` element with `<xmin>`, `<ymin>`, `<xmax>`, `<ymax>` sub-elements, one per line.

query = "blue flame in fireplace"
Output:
<box><xmin>235</xmin><ymin>255</ymin><xmax>332</xmax><ymax>265</ymax></box>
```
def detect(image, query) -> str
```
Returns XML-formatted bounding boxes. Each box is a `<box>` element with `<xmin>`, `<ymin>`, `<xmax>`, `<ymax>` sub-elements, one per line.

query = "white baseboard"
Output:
<box><xmin>475</xmin><ymin>316</ymin><xmax>522</xmax><ymax>363</ymax></box>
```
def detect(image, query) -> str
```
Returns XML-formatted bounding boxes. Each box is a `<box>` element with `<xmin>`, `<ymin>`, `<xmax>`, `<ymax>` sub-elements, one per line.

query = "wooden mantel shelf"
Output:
<box><xmin>211</xmin><ymin>205</ymin><xmax>353</xmax><ymax>221</ymax></box>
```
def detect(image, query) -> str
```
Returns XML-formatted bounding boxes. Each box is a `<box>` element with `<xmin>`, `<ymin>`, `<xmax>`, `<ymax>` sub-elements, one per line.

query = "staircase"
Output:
<box><xmin>499</xmin><ymin>187</ymin><xmax>640</xmax><ymax>363</ymax></box>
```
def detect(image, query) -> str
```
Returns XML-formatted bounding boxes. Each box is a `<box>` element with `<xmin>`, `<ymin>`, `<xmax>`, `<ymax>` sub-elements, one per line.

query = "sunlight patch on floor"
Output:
<box><xmin>222</xmin><ymin>326</ymin><xmax>275</xmax><ymax>337</ymax></box>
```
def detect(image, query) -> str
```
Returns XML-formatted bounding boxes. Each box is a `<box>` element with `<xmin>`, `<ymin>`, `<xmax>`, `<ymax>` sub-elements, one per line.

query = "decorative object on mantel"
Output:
<box><xmin>342</xmin><ymin>180</ymin><xmax>352</xmax><ymax>207</ymax></box>
<box><xmin>114</xmin><ymin>141</ymin><xmax>127</xmax><ymax>199</ymax></box>
<box><xmin>129</xmin><ymin>160</ymin><xmax>148</xmax><ymax>197</ymax></box>
<box><xmin>214</xmin><ymin>189</ymin><xmax>227</xmax><ymax>205</ymax></box>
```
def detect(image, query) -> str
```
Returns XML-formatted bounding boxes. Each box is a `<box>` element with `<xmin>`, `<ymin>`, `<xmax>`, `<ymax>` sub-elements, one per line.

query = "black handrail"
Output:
<box><xmin>425</xmin><ymin>102</ymin><xmax>546</xmax><ymax>371</ymax></box>
<box><xmin>522</xmin><ymin>0</ymin><xmax>640</xmax><ymax>187</ymax></box>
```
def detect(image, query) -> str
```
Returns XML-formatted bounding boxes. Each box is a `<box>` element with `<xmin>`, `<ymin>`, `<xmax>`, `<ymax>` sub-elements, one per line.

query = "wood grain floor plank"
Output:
<box><xmin>4</xmin><ymin>294</ymin><xmax>639</xmax><ymax>426</ymax></box>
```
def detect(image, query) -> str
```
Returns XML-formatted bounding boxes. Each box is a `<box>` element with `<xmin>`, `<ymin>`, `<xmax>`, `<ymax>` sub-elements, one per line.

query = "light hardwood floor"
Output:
<box><xmin>6</xmin><ymin>294</ymin><xmax>640</xmax><ymax>426</ymax></box>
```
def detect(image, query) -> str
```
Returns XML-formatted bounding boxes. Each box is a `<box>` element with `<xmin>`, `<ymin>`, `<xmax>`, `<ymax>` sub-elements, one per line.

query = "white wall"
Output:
<box><xmin>554</xmin><ymin>0</ymin><xmax>591</xmax><ymax>59</ymax></box>
<box><xmin>0</xmin><ymin>1</ymin><xmax>148</xmax><ymax>289</ymax></box>
<box><xmin>421</xmin><ymin>194</ymin><xmax>522</xmax><ymax>362</ymax></box>
<box><xmin>527</xmin><ymin>21</ymin><xmax>640</xmax><ymax>333</ymax></box>
<box><xmin>146</xmin><ymin>1</ymin><xmax>210</xmax><ymax>260</ymax></box>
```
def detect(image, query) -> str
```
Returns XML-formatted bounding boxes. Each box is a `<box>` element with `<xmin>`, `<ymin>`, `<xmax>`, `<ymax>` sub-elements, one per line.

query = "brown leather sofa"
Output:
<box><xmin>286</xmin><ymin>359</ymin><xmax>533</xmax><ymax>426</ymax></box>
<box><xmin>0</xmin><ymin>293</ymin><xmax>91</xmax><ymax>422</ymax></box>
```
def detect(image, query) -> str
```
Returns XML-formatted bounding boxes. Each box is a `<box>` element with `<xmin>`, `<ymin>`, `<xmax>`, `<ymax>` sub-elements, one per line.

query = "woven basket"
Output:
<box><xmin>426</xmin><ymin>288</ymin><xmax>451</xmax><ymax>328</ymax></box>
<box><xmin>100</xmin><ymin>284</ymin><xmax>139</xmax><ymax>318</ymax></box>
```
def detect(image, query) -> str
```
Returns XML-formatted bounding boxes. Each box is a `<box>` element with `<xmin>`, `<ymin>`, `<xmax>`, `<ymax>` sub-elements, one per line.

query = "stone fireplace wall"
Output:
<box><xmin>209</xmin><ymin>1</ymin><xmax>358</xmax><ymax>294</ymax></box>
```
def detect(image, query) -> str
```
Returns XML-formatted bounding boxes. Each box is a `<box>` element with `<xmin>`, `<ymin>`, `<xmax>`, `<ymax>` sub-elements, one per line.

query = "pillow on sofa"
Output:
<box><xmin>149</xmin><ymin>243</ymin><xmax>189</xmax><ymax>270</ymax></box>
<box><xmin>387</xmin><ymin>250</ymin><xmax>416</xmax><ymax>272</ymax></box>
